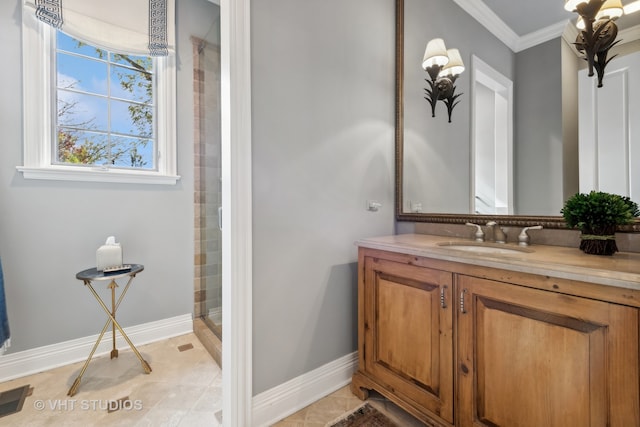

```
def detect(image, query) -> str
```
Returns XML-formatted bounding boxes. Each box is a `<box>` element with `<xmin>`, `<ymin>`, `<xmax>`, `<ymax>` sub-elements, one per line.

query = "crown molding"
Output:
<box><xmin>452</xmin><ymin>0</ymin><xmax>519</xmax><ymax>51</ymax></box>
<box><xmin>453</xmin><ymin>0</ymin><xmax>574</xmax><ymax>52</ymax></box>
<box><xmin>516</xmin><ymin>20</ymin><xmax>569</xmax><ymax>51</ymax></box>
<box><xmin>620</xmin><ymin>23</ymin><xmax>640</xmax><ymax>44</ymax></box>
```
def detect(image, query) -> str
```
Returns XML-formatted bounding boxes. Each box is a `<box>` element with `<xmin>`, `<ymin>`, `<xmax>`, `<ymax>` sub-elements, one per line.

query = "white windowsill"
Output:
<box><xmin>17</xmin><ymin>166</ymin><xmax>181</xmax><ymax>185</ymax></box>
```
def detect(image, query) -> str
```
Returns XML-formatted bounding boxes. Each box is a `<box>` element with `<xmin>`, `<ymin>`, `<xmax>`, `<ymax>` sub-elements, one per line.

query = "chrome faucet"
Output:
<box><xmin>465</xmin><ymin>222</ymin><xmax>484</xmax><ymax>242</ymax></box>
<box><xmin>486</xmin><ymin>221</ymin><xmax>506</xmax><ymax>243</ymax></box>
<box><xmin>518</xmin><ymin>225</ymin><xmax>543</xmax><ymax>246</ymax></box>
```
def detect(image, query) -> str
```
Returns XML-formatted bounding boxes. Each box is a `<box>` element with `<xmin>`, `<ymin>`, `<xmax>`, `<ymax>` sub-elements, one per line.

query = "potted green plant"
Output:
<box><xmin>561</xmin><ymin>191</ymin><xmax>639</xmax><ymax>255</ymax></box>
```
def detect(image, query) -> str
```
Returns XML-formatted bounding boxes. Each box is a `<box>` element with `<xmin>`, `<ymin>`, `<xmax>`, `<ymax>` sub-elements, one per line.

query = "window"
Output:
<box><xmin>19</xmin><ymin>10</ymin><xmax>178</xmax><ymax>184</ymax></box>
<box><xmin>56</xmin><ymin>32</ymin><xmax>156</xmax><ymax>170</ymax></box>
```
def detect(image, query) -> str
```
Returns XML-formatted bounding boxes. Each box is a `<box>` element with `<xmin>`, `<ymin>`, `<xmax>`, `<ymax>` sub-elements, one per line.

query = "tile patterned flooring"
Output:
<box><xmin>0</xmin><ymin>332</ymin><xmax>425</xmax><ymax>427</ymax></box>
<box><xmin>0</xmin><ymin>333</ymin><xmax>222</xmax><ymax>426</ymax></box>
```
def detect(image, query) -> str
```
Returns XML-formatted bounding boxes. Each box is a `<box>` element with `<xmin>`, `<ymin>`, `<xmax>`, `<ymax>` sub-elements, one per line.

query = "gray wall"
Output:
<box><xmin>562</xmin><ymin>38</ymin><xmax>580</xmax><ymax>204</ymax></box>
<box><xmin>251</xmin><ymin>0</ymin><xmax>395</xmax><ymax>394</ymax></box>
<box><xmin>514</xmin><ymin>38</ymin><xmax>564</xmax><ymax>215</ymax></box>
<box><xmin>0</xmin><ymin>0</ymin><xmax>217</xmax><ymax>353</ymax></box>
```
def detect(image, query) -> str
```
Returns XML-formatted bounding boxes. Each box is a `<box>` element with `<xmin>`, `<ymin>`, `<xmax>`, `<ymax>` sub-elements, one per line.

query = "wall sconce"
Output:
<box><xmin>422</xmin><ymin>38</ymin><xmax>465</xmax><ymax>123</ymax></box>
<box><xmin>565</xmin><ymin>0</ymin><xmax>624</xmax><ymax>87</ymax></box>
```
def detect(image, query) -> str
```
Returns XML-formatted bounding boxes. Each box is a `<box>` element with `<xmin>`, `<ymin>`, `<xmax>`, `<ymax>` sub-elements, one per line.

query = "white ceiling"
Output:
<box><xmin>481</xmin><ymin>0</ymin><xmax>571</xmax><ymax>36</ymax></box>
<box><xmin>454</xmin><ymin>0</ymin><xmax>640</xmax><ymax>52</ymax></box>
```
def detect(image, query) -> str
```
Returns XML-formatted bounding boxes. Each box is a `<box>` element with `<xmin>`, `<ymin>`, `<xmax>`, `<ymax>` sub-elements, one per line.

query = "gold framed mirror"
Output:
<box><xmin>394</xmin><ymin>0</ymin><xmax>568</xmax><ymax>228</ymax></box>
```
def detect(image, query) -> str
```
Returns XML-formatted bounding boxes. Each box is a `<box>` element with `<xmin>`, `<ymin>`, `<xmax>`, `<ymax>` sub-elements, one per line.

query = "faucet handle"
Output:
<box><xmin>518</xmin><ymin>225</ymin><xmax>543</xmax><ymax>246</ymax></box>
<box><xmin>465</xmin><ymin>222</ymin><xmax>484</xmax><ymax>242</ymax></box>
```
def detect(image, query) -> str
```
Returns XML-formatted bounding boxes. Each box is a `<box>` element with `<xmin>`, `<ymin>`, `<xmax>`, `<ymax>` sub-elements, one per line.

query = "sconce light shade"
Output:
<box><xmin>575</xmin><ymin>0</ymin><xmax>624</xmax><ymax>30</ymax></box>
<box><xmin>422</xmin><ymin>38</ymin><xmax>449</xmax><ymax>69</ymax></box>
<box><xmin>439</xmin><ymin>49</ymin><xmax>465</xmax><ymax>77</ymax></box>
<box><xmin>597</xmin><ymin>0</ymin><xmax>624</xmax><ymax>19</ymax></box>
<box><xmin>565</xmin><ymin>0</ymin><xmax>586</xmax><ymax>11</ymax></box>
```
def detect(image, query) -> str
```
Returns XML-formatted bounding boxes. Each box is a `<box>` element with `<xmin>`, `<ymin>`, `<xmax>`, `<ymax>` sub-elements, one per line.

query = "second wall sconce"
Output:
<box><xmin>565</xmin><ymin>0</ymin><xmax>624</xmax><ymax>87</ymax></box>
<box><xmin>422</xmin><ymin>38</ymin><xmax>465</xmax><ymax>123</ymax></box>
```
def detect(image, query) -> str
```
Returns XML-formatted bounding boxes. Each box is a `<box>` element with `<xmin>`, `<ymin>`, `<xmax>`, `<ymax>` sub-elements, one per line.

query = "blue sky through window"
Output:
<box><xmin>55</xmin><ymin>31</ymin><xmax>155</xmax><ymax>170</ymax></box>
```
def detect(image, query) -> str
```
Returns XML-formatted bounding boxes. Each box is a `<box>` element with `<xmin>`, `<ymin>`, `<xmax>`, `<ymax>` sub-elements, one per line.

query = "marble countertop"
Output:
<box><xmin>356</xmin><ymin>234</ymin><xmax>640</xmax><ymax>291</ymax></box>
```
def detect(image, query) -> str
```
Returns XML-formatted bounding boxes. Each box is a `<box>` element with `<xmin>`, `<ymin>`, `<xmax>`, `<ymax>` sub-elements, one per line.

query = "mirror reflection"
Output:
<box><xmin>471</xmin><ymin>55</ymin><xmax>513</xmax><ymax>215</ymax></box>
<box><xmin>398</xmin><ymin>0</ymin><xmax>640</xmax><ymax>225</ymax></box>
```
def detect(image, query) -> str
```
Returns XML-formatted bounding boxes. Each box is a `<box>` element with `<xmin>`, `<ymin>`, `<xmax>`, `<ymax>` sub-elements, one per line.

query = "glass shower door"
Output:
<box><xmin>194</xmin><ymin>31</ymin><xmax>222</xmax><ymax>344</ymax></box>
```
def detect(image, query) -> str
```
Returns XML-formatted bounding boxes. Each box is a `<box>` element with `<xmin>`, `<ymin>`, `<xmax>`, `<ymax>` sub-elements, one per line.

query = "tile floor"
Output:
<box><xmin>0</xmin><ymin>333</ymin><xmax>222</xmax><ymax>426</ymax></box>
<box><xmin>0</xmin><ymin>332</ymin><xmax>426</xmax><ymax>427</ymax></box>
<box><xmin>271</xmin><ymin>385</ymin><xmax>427</xmax><ymax>427</ymax></box>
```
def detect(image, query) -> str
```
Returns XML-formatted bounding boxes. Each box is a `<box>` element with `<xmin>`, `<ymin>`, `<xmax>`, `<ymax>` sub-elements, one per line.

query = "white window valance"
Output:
<box><xmin>24</xmin><ymin>0</ymin><xmax>175</xmax><ymax>56</ymax></box>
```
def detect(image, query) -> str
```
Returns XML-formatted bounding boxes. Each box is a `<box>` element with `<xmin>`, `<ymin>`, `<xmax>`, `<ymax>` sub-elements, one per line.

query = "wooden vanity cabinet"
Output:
<box><xmin>352</xmin><ymin>247</ymin><xmax>640</xmax><ymax>427</ymax></box>
<box><xmin>351</xmin><ymin>249</ymin><xmax>455</xmax><ymax>426</ymax></box>
<box><xmin>457</xmin><ymin>274</ymin><xmax>640</xmax><ymax>427</ymax></box>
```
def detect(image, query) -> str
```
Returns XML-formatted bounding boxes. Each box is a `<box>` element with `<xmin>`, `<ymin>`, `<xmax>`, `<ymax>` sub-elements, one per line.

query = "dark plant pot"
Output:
<box><xmin>580</xmin><ymin>233</ymin><xmax>618</xmax><ymax>256</ymax></box>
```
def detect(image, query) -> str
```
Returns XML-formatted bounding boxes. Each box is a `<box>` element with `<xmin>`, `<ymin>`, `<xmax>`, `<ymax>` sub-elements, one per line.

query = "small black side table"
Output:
<box><xmin>68</xmin><ymin>264</ymin><xmax>151</xmax><ymax>396</ymax></box>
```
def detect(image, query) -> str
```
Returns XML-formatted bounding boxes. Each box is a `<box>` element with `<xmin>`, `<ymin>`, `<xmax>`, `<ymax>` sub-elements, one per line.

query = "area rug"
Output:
<box><xmin>326</xmin><ymin>402</ymin><xmax>398</xmax><ymax>427</ymax></box>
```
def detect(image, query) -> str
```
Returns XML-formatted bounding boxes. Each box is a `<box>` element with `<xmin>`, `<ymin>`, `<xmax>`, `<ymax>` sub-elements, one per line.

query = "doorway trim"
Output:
<box><xmin>221</xmin><ymin>0</ymin><xmax>253</xmax><ymax>425</ymax></box>
<box><xmin>470</xmin><ymin>54</ymin><xmax>514</xmax><ymax>215</ymax></box>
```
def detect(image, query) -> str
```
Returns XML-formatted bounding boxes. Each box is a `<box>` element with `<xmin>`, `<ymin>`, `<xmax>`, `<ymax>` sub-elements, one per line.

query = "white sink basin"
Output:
<box><xmin>437</xmin><ymin>241</ymin><xmax>534</xmax><ymax>254</ymax></box>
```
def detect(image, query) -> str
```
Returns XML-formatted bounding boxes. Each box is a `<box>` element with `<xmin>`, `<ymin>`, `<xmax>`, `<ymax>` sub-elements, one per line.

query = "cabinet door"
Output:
<box><xmin>457</xmin><ymin>275</ymin><xmax>640</xmax><ymax>427</ymax></box>
<box><xmin>363</xmin><ymin>256</ymin><xmax>454</xmax><ymax>423</ymax></box>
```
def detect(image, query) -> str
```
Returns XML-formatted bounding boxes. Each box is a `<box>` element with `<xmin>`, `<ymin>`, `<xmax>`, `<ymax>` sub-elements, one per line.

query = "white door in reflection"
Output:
<box><xmin>579</xmin><ymin>49</ymin><xmax>640</xmax><ymax>203</ymax></box>
<box><xmin>471</xmin><ymin>55</ymin><xmax>514</xmax><ymax>215</ymax></box>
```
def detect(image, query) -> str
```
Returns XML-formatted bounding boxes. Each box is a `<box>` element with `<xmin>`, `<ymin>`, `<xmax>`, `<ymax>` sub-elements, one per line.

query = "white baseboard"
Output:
<box><xmin>252</xmin><ymin>351</ymin><xmax>358</xmax><ymax>427</ymax></box>
<box><xmin>0</xmin><ymin>313</ymin><xmax>193</xmax><ymax>383</ymax></box>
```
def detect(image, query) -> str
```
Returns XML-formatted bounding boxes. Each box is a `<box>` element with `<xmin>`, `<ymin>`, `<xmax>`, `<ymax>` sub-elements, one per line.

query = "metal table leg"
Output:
<box><xmin>109</xmin><ymin>279</ymin><xmax>118</xmax><ymax>359</ymax></box>
<box><xmin>67</xmin><ymin>274</ymin><xmax>151</xmax><ymax>397</ymax></box>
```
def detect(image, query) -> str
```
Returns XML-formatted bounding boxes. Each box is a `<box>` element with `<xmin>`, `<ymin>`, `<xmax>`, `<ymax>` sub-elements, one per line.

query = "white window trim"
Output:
<box><xmin>18</xmin><ymin>10</ymin><xmax>179</xmax><ymax>185</ymax></box>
